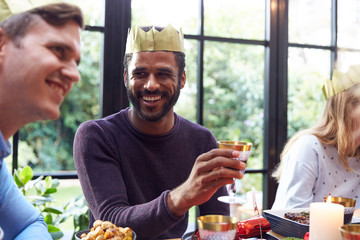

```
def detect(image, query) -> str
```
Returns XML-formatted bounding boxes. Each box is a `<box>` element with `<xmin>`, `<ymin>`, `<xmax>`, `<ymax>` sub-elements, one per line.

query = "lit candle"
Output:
<box><xmin>310</xmin><ymin>196</ymin><xmax>344</xmax><ymax>240</ymax></box>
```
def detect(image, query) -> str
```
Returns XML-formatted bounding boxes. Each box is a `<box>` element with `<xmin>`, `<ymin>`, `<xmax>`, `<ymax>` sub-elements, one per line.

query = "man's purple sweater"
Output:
<box><xmin>73</xmin><ymin>108</ymin><xmax>229</xmax><ymax>239</ymax></box>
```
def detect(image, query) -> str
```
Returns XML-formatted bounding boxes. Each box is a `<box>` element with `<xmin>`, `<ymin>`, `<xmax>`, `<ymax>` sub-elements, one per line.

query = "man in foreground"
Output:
<box><xmin>74</xmin><ymin>25</ymin><xmax>245</xmax><ymax>239</ymax></box>
<box><xmin>0</xmin><ymin>3</ymin><xmax>84</xmax><ymax>239</ymax></box>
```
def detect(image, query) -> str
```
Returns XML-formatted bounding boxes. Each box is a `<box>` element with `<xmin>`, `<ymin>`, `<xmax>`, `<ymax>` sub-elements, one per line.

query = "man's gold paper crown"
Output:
<box><xmin>125</xmin><ymin>24</ymin><xmax>184</xmax><ymax>54</ymax></box>
<box><xmin>322</xmin><ymin>64</ymin><xmax>360</xmax><ymax>99</ymax></box>
<box><xmin>0</xmin><ymin>0</ymin><xmax>60</xmax><ymax>22</ymax></box>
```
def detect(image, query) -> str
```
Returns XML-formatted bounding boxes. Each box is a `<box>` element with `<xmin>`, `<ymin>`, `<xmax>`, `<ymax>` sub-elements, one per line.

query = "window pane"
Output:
<box><xmin>338</xmin><ymin>0</ymin><xmax>360</xmax><ymax>49</ymax></box>
<box><xmin>174</xmin><ymin>39</ymin><xmax>198</xmax><ymax>123</ymax></box>
<box><xmin>289</xmin><ymin>0</ymin><xmax>331</xmax><ymax>46</ymax></box>
<box><xmin>18</xmin><ymin>31</ymin><xmax>103</xmax><ymax>173</ymax></box>
<box><xmin>337</xmin><ymin>50</ymin><xmax>360</xmax><ymax>72</ymax></box>
<box><xmin>203</xmin><ymin>41</ymin><xmax>264</xmax><ymax>170</ymax></box>
<box><xmin>204</xmin><ymin>0</ymin><xmax>265</xmax><ymax>40</ymax></box>
<box><xmin>287</xmin><ymin>47</ymin><xmax>329</xmax><ymax>138</ymax></box>
<box><xmin>131</xmin><ymin>0</ymin><xmax>199</xmax><ymax>35</ymax></box>
<box><xmin>64</xmin><ymin>0</ymin><xmax>105</xmax><ymax>26</ymax></box>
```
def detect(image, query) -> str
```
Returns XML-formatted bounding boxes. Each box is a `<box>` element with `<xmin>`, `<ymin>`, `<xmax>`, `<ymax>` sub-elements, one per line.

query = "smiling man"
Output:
<box><xmin>0</xmin><ymin>3</ymin><xmax>83</xmax><ymax>240</ymax></box>
<box><xmin>74</xmin><ymin>25</ymin><xmax>245</xmax><ymax>239</ymax></box>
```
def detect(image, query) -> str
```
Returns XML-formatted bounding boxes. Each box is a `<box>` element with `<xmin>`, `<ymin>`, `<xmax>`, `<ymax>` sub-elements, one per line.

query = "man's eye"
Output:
<box><xmin>158</xmin><ymin>72</ymin><xmax>171</xmax><ymax>77</ymax></box>
<box><xmin>133</xmin><ymin>72</ymin><xmax>147</xmax><ymax>78</ymax></box>
<box><xmin>52</xmin><ymin>46</ymin><xmax>65</xmax><ymax>57</ymax></box>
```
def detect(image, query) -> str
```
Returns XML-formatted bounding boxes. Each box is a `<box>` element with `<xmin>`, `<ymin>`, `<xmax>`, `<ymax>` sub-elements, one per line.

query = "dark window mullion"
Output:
<box><xmin>330</xmin><ymin>0</ymin><xmax>338</xmax><ymax>73</ymax></box>
<box><xmin>102</xmin><ymin>0</ymin><xmax>131</xmax><ymax>117</ymax></box>
<box><xmin>196</xmin><ymin>0</ymin><xmax>205</xmax><ymax>125</ymax></box>
<box><xmin>11</xmin><ymin>132</ymin><xmax>19</xmax><ymax>174</ymax></box>
<box><xmin>263</xmin><ymin>0</ymin><xmax>289</xmax><ymax>209</ymax></box>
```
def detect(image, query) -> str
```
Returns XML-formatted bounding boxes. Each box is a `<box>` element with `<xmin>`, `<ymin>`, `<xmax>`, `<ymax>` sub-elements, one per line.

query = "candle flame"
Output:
<box><xmin>326</xmin><ymin>195</ymin><xmax>332</xmax><ymax>203</ymax></box>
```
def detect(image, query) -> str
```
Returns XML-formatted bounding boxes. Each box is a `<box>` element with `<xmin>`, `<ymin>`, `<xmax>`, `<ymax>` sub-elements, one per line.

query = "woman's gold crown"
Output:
<box><xmin>322</xmin><ymin>64</ymin><xmax>360</xmax><ymax>99</ymax></box>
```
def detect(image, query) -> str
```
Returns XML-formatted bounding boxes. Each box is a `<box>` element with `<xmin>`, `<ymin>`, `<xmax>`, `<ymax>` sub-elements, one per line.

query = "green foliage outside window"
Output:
<box><xmin>14</xmin><ymin>166</ymin><xmax>89</xmax><ymax>240</ymax></box>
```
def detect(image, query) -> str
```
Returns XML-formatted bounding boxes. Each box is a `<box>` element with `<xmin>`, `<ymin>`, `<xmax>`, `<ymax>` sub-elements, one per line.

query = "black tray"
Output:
<box><xmin>262</xmin><ymin>208</ymin><xmax>309</xmax><ymax>239</ymax></box>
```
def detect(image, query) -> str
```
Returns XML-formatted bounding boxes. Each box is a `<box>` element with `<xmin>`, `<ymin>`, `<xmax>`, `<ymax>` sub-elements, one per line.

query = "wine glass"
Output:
<box><xmin>217</xmin><ymin>140</ymin><xmax>252</xmax><ymax>204</ymax></box>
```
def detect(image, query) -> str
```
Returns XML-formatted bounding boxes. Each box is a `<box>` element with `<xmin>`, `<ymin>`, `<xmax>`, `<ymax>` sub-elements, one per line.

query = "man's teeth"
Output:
<box><xmin>143</xmin><ymin>96</ymin><xmax>161</xmax><ymax>101</ymax></box>
<box><xmin>48</xmin><ymin>82</ymin><xmax>64</xmax><ymax>96</ymax></box>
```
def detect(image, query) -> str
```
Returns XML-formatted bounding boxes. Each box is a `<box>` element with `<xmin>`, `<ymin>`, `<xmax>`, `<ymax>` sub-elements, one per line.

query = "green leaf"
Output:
<box><xmin>51</xmin><ymin>178</ymin><xmax>60</xmax><ymax>188</ymax></box>
<box><xmin>48</xmin><ymin>225</ymin><xmax>64</xmax><ymax>240</ymax></box>
<box><xmin>47</xmin><ymin>224</ymin><xmax>61</xmax><ymax>232</ymax></box>
<box><xmin>73</xmin><ymin>214</ymin><xmax>89</xmax><ymax>232</ymax></box>
<box><xmin>78</xmin><ymin>214</ymin><xmax>89</xmax><ymax>230</ymax></box>
<box><xmin>13</xmin><ymin>170</ymin><xmax>24</xmax><ymax>187</ymax></box>
<box><xmin>20</xmin><ymin>166</ymin><xmax>33</xmax><ymax>185</ymax></box>
<box><xmin>50</xmin><ymin>231</ymin><xmax>64</xmax><ymax>240</ymax></box>
<box><xmin>43</xmin><ymin>207</ymin><xmax>63</xmax><ymax>215</ymax></box>
<box><xmin>44</xmin><ymin>214</ymin><xmax>53</xmax><ymax>225</ymax></box>
<box><xmin>45</xmin><ymin>176</ymin><xmax>52</xmax><ymax>189</ymax></box>
<box><xmin>44</xmin><ymin>188</ymin><xmax>57</xmax><ymax>195</ymax></box>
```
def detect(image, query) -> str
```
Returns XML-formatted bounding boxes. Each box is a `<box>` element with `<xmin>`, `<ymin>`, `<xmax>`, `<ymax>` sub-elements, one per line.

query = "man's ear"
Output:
<box><xmin>0</xmin><ymin>28</ymin><xmax>10</xmax><ymax>61</ymax></box>
<box><xmin>0</xmin><ymin>29</ymin><xmax>7</xmax><ymax>66</ymax></box>
<box><xmin>124</xmin><ymin>71</ymin><xmax>128</xmax><ymax>86</ymax></box>
<box><xmin>0</xmin><ymin>28</ymin><xmax>9</xmax><ymax>58</ymax></box>
<box><xmin>180</xmin><ymin>71</ymin><xmax>186</xmax><ymax>89</ymax></box>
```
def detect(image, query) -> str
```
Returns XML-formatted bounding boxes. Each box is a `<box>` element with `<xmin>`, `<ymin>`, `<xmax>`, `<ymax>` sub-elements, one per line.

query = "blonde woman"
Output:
<box><xmin>272</xmin><ymin>65</ymin><xmax>360</xmax><ymax>209</ymax></box>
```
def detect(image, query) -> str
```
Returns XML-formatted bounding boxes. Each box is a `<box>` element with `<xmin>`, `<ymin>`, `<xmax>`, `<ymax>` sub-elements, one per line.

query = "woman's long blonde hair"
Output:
<box><xmin>272</xmin><ymin>83</ymin><xmax>360</xmax><ymax>182</ymax></box>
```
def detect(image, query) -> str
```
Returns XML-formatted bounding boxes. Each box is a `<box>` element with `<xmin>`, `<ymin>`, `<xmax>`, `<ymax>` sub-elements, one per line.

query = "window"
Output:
<box><xmin>9</xmin><ymin>0</ymin><xmax>360</xmax><ymax>210</ymax></box>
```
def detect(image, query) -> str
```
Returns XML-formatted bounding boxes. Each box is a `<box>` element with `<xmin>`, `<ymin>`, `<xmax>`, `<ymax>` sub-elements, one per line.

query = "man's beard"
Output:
<box><xmin>126</xmin><ymin>82</ymin><xmax>181</xmax><ymax>122</ymax></box>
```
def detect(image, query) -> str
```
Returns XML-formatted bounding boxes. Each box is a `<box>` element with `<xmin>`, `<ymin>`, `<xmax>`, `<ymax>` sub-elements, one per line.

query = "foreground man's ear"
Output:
<box><xmin>0</xmin><ymin>28</ymin><xmax>8</xmax><ymax>62</ymax></box>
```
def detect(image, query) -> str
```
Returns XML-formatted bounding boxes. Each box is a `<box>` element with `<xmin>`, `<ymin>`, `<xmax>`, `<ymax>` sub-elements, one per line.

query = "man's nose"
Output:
<box><xmin>61</xmin><ymin>61</ymin><xmax>80</xmax><ymax>83</ymax></box>
<box><xmin>144</xmin><ymin>74</ymin><xmax>160</xmax><ymax>91</ymax></box>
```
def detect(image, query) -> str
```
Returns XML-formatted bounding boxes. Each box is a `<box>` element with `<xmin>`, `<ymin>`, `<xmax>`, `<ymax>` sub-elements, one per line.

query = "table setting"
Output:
<box><xmin>183</xmin><ymin>195</ymin><xmax>360</xmax><ymax>240</ymax></box>
<box><xmin>182</xmin><ymin>140</ymin><xmax>360</xmax><ymax>240</ymax></box>
<box><xmin>75</xmin><ymin>140</ymin><xmax>360</xmax><ymax>240</ymax></box>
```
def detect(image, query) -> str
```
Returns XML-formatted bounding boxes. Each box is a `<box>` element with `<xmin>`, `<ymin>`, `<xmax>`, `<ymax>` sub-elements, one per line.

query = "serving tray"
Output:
<box><xmin>262</xmin><ymin>208</ymin><xmax>309</xmax><ymax>239</ymax></box>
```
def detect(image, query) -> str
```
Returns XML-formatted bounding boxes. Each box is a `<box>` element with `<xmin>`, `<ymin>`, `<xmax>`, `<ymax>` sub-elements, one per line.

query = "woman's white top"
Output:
<box><xmin>272</xmin><ymin>134</ymin><xmax>360</xmax><ymax>209</ymax></box>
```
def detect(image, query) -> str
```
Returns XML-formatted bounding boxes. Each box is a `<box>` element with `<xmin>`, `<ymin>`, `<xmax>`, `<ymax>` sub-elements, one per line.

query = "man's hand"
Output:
<box><xmin>167</xmin><ymin>149</ymin><xmax>245</xmax><ymax>216</ymax></box>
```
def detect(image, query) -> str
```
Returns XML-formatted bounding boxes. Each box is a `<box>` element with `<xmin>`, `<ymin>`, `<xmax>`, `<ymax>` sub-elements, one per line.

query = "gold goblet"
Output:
<box><xmin>324</xmin><ymin>196</ymin><xmax>357</xmax><ymax>224</ymax></box>
<box><xmin>340</xmin><ymin>224</ymin><xmax>360</xmax><ymax>240</ymax></box>
<box><xmin>217</xmin><ymin>140</ymin><xmax>252</xmax><ymax>204</ymax></box>
<box><xmin>197</xmin><ymin>215</ymin><xmax>238</xmax><ymax>240</ymax></box>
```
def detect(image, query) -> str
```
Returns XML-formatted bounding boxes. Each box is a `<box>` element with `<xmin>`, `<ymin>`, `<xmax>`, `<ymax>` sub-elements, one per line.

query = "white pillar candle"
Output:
<box><xmin>310</xmin><ymin>202</ymin><xmax>344</xmax><ymax>240</ymax></box>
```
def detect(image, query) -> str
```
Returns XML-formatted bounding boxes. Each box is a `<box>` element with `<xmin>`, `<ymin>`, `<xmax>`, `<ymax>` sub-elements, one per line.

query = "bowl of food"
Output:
<box><xmin>340</xmin><ymin>224</ymin><xmax>360</xmax><ymax>240</ymax></box>
<box><xmin>324</xmin><ymin>197</ymin><xmax>356</xmax><ymax>224</ymax></box>
<box><xmin>75</xmin><ymin>220</ymin><xmax>136</xmax><ymax>240</ymax></box>
<box><xmin>197</xmin><ymin>215</ymin><xmax>238</xmax><ymax>240</ymax></box>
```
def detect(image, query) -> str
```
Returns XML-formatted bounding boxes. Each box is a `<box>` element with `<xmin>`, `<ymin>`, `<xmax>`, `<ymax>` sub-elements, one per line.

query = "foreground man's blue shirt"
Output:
<box><xmin>0</xmin><ymin>132</ymin><xmax>51</xmax><ymax>240</ymax></box>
